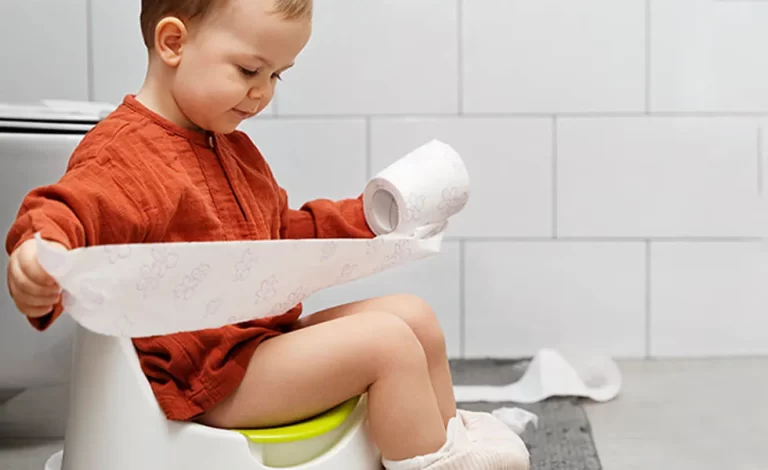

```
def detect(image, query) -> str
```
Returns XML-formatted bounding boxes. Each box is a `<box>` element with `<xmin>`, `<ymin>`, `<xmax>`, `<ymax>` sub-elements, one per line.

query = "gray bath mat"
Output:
<box><xmin>450</xmin><ymin>359</ymin><xmax>602</xmax><ymax>470</ymax></box>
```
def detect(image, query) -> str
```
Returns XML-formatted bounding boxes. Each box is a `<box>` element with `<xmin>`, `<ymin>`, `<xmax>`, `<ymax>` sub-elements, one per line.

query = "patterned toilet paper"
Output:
<box><xmin>35</xmin><ymin>139</ymin><xmax>470</xmax><ymax>338</ymax></box>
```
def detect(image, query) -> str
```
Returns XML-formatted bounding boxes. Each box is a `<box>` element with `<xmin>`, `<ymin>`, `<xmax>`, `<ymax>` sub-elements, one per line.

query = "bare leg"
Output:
<box><xmin>297</xmin><ymin>294</ymin><xmax>457</xmax><ymax>425</ymax></box>
<box><xmin>199</xmin><ymin>311</ymin><xmax>446</xmax><ymax>461</ymax></box>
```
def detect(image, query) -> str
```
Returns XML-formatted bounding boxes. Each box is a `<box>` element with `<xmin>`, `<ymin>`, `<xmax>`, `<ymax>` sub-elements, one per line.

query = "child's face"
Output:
<box><xmin>170</xmin><ymin>0</ymin><xmax>311</xmax><ymax>133</ymax></box>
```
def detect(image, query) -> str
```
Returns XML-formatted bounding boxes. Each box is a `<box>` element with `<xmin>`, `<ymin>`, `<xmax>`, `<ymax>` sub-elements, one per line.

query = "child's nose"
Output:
<box><xmin>247</xmin><ymin>87</ymin><xmax>262</xmax><ymax>100</ymax></box>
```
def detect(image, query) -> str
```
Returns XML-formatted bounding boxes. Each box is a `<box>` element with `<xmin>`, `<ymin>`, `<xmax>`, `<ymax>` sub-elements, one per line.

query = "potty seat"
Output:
<box><xmin>44</xmin><ymin>325</ymin><xmax>382</xmax><ymax>470</ymax></box>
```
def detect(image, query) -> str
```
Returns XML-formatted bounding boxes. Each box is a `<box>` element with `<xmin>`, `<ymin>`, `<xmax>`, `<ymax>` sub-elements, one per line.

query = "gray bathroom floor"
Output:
<box><xmin>584</xmin><ymin>357</ymin><xmax>768</xmax><ymax>470</ymax></box>
<box><xmin>3</xmin><ymin>357</ymin><xmax>768</xmax><ymax>470</ymax></box>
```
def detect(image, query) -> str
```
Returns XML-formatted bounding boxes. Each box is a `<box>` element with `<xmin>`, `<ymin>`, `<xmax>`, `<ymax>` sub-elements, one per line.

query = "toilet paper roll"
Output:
<box><xmin>363</xmin><ymin>139</ymin><xmax>470</xmax><ymax>236</ymax></box>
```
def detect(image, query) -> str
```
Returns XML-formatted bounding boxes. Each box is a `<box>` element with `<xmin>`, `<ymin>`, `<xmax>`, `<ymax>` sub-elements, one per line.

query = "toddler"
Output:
<box><xmin>4</xmin><ymin>0</ymin><xmax>529</xmax><ymax>468</ymax></box>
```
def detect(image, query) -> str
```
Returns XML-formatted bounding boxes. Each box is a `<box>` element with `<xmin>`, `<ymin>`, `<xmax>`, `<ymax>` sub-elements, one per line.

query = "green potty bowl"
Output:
<box><xmin>234</xmin><ymin>396</ymin><xmax>364</xmax><ymax>467</ymax></box>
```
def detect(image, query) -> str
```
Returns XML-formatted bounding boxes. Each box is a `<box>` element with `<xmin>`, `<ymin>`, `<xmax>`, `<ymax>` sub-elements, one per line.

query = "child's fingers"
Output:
<box><xmin>8</xmin><ymin>257</ymin><xmax>59</xmax><ymax>298</ymax></box>
<box><xmin>7</xmin><ymin>273</ymin><xmax>57</xmax><ymax>318</ymax></box>
<box><xmin>18</xmin><ymin>292</ymin><xmax>60</xmax><ymax>307</ymax></box>
<box><xmin>17</xmin><ymin>245</ymin><xmax>58</xmax><ymax>287</ymax></box>
<box><xmin>17</xmin><ymin>302</ymin><xmax>56</xmax><ymax>318</ymax></box>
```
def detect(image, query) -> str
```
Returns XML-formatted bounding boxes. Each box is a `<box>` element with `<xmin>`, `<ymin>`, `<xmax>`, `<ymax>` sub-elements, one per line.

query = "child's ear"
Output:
<box><xmin>154</xmin><ymin>16</ymin><xmax>188</xmax><ymax>68</ymax></box>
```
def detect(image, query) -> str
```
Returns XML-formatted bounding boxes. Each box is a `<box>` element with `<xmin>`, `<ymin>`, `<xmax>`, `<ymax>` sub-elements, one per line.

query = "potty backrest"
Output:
<box><xmin>60</xmin><ymin>325</ymin><xmax>171</xmax><ymax>470</ymax></box>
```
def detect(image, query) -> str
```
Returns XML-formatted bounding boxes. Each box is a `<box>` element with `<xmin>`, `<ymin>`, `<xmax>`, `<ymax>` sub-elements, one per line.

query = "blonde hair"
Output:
<box><xmin>140</xmin><ymin>0</ymin><xmax>313</xmax><ymax>48</ymax></box>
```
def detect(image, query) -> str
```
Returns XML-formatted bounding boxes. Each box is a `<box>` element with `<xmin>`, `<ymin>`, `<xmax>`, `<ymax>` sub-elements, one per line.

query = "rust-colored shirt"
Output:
<box><xmin>5</xmin><ymin>95</ymin><xmax>374</xmax><ymax>420</ymax></box>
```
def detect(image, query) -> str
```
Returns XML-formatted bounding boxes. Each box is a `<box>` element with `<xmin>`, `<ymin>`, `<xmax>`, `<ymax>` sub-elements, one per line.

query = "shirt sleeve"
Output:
<box><xmin>5</xmin><ymin>148</ymin><xmax>174</xmax><ymax>330</ymax></box>
<box><xmin>278</xmin><ymin>187</ymin><xmax>375</xmax><ymax>240</ymax></box>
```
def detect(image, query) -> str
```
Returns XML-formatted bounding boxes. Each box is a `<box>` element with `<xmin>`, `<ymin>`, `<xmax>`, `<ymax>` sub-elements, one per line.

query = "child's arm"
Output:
<box><xmin>5</xmin><ymin>150</ymin><xmax>174</xmax><ymax>330</ymax></box>
<box><xmin>277</xmin><ymin>188</ymin><xmax>375</xmax><ymax>240</ymax></box>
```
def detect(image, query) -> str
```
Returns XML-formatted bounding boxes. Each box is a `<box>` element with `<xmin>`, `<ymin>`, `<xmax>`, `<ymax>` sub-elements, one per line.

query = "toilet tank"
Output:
<box><xmin>0</xmin><ymin>102</ymin><xmax>111</xmax><ymax>437</ymax></box>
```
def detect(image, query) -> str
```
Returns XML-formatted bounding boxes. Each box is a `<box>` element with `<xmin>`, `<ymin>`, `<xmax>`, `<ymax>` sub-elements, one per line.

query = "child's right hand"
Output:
<box><xmin>6</xmin><ymin>238</ymin><xmax>67</xmax><ymax>318</ymax></box>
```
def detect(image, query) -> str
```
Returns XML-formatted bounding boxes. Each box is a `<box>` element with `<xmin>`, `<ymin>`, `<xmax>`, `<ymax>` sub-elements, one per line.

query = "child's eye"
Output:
<box><xmin>272</xmin><ymin>73</ymin><xmax>283</xmax><ymax>81</ymax></box>
<box><xmin>239</xmin><ymin>66</ymin><xmax>259</xmax><ymax>77</ymax></box>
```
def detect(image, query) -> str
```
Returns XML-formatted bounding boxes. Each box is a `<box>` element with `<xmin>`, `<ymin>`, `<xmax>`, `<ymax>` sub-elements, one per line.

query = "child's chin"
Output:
<box><xmin>209</xmin><ymin>121</ymin><xmax>241</xmax><ymax>135</ymax></box>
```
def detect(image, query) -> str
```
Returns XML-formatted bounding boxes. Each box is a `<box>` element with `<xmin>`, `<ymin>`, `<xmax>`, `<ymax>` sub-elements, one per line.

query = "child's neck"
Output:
<box><xmin>135</xmin><ymin>65</ymin><xmax>201</xmax><ymax>132</ymax></box>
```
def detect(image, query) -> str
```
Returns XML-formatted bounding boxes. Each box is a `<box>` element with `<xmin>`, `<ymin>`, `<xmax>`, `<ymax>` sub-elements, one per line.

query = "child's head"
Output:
<box><xmin>140</xmin><ymin>0</ymin><xmax>312</xmax><ymax>133</ymax></box>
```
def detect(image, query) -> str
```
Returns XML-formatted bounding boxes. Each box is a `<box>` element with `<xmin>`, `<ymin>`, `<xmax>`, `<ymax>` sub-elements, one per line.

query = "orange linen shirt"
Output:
<box><xmin>5</xmin><ymin>95</ymin><xmax>374</xmax><ymax>420</ymax></box>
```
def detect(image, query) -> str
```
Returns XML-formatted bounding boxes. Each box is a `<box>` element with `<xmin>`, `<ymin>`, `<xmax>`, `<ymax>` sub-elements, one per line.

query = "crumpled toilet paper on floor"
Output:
<box><xmin>486</xmin><ymin>407</ymin><xmax>539</xmax><ymax>435</ymax></box>
<box><xmin>35</xmin><ymin>139</ymin><xmax>470</xmax><ymax>339</ymax></box>
<box><xmin>455</xmin><ymin>349</ymin><xmax>622</xmax><ymax>433</ymax></box>
<box><xmin>453</xmin><ymin>348</ymin><xmax>622</xmax><ymax>404</ymax></box>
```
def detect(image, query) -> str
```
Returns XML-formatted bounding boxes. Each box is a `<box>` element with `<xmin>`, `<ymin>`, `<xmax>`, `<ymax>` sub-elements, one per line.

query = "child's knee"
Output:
<box><xmin>389</xmin><ymin>294</ymin><xmax>447</xmax><ymax>358</ymax></box>
<box><xmin>360</xmin><ymin>311</ymin><xmax>428</xmax><ymax>374</ymax></box>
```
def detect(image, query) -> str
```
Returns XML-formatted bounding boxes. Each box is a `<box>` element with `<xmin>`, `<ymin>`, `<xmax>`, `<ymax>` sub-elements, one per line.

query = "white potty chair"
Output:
<box><xmin>44</xmin><ymin>325</ymin><xmax>382</xmax><ymax>470</ymax></box>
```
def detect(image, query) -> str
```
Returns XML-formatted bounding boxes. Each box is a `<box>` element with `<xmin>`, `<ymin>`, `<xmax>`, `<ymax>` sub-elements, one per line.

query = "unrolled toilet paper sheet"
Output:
<box><xmin>36</xmin><ymin>234</ymin><xmax>445</xmax><ymax>338</ymax></box>
<box><xmin>453</xmin><ymin>348</ymin><xmax>622</xmax><ymax>404</ymax></box>
<box><xmin>453</xmin><ymin>349</ymin><xmax>622</xmax><ymax>429</ymax></box>
<box><xmin>35</xmin><ymin>139</ymin><xmax>470</xmax><ymax>338</ymax></box>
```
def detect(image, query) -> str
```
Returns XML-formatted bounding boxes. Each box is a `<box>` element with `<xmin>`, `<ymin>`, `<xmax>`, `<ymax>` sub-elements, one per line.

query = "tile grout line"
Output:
<box><xmin>459</xmin><ymin>240</ymin><xmax>466</xmax><ymax>358</ymax></box>
<box><xmin>86</xmin><ymin>0</ymin><xmax>95</xmax><ymax>101</ymax></box>
<box><xmin>254</xmin><ymin>111</ymin><xmax>768</xmax><ymax>120</ymax></box>
<box><xmin>758</xmin><ymin>126</ymin><xmax>763</xmax><ymax>194</ymax></box>
<box><xmin>645</xmin><ymin>0</ymin><xmax>651</xmax><ymax>114</ymax></box>
<box><xmin>365</xmin><ymin>117</ymin><xmax>372</xmax><ymax>180</ymax></box>
<box><xmin>457</xmin><ymin>0</ymin><xmax>464</xmax><ymax>115</ymax></box>
<box><xmin>552</xmin><ymin>117</ymin><xmax>558</xmax><ymax>238</ymax></box>
<box><xmin>443</xmin><ymin>236</ymin><xmax>764</xmax><ymax>243</ymax></box>
<box><xmin>645</xmin><ymin>240</ymin><xmax>652</xmax><ymax>358</ymax></box>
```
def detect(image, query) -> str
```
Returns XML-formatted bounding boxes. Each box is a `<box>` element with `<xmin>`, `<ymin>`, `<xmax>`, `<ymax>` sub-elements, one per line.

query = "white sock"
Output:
<box><xmin>382</xmin><ymin>415</ymin><xmax>468</xmax><ymax>470</ymax></box>
<box><xmin>383</xmin><ymin>411</ymin><xmax>530</xmax><ymax>470</ymax></box>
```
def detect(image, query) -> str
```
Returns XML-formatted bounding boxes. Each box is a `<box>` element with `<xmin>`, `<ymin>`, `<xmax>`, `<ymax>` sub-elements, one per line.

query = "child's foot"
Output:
<box><xmin>382</xmin><ymin>415</ymin><xmax>471</xmax><ymax>470</ymax></box>
<box><xmin>383</xmin><ymin>410</ymin><xmax>530</xmax><ymax>470</ymax></box>
<box><xmin>456</xmin><ymin>409</ymin><xmax>530</xmax><ymax>469</ymax></box>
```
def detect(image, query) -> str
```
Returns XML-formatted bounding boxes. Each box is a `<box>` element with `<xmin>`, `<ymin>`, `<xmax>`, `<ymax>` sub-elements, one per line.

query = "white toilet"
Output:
<box><xmin>0</xmin><ymin>102</ymin><xmax>107</xmax><ymax>438</ymax></box>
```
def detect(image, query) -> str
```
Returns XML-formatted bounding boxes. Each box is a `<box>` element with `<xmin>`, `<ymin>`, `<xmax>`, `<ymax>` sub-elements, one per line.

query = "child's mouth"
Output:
<box><xmin>232</xmin><ymin>109</ymin><xmax>255</xmax><ymax>119</ymax></box>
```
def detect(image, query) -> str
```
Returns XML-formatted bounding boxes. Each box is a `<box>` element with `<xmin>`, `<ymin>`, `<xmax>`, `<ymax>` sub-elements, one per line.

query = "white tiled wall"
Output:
<box><xmin>0</xmin><ymin>0</ymin><xmax>89</xmax><ymax>103</ymax></box>
<box><xmin>650</xmin><ymin>242</ymin><xmax>768</xmax><ymax>357</ymax></box>
<box><xmin>370</xmin><ymin>118</ymin><xmax>553</xmax><ymax>238</ymax></box>
<box><xmin>3</xmin><ymin>0</ymin><xmax>768</xmax><ymax>359</ymax></box>
<box><xmin>557</xmin><ymin>117</ymin><xmax>762</xmax><ymax>238</ymax></box>
<box><xmin>462</xmin><ymin>0</ymin><xmax>646</xmax><ymax>114</ymax></box>
<box><xmin>651</xmin><ymin>0</ymin><xmax>768</xmax><ymax>113</ymax></box>
<box><xmin>277</xmin><ymin>0</ymin><xmax>459</xmax><ymax>115</ymax></box>
<box><xmin>464</xmin><ymin>241</ymin><xmax>647</xmax><ymax>358</ymax></box>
